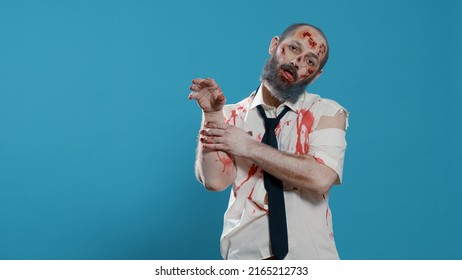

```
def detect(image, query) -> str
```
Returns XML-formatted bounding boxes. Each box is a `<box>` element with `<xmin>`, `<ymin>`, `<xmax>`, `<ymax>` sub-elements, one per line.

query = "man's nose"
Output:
<box><xmin>290</xmin><ymin>56</ymin><xmax>302</xmax><ymax>68</ymax></box>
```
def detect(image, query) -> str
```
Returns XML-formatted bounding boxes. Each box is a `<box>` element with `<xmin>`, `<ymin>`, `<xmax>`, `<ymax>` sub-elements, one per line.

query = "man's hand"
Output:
<box><xmin>189</xmin><ymin>78</ymin><xmax>226</xmax><ymax>113</ymax></box>
<box><xmin>200</xmin><ymin>122</ymin><xmax>257</xmax><ymax>158</ymax></box>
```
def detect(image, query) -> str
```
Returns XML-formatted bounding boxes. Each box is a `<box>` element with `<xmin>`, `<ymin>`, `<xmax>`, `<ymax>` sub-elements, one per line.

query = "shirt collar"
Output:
<box><xmin>249</xmin><ymin>83</ymin><xmax>312</xmax><ymax>112</ymax></box>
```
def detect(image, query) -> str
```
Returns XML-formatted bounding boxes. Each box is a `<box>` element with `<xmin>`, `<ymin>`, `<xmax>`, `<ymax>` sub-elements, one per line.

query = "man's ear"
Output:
<box><xmin>269</xmin><ymin>36</ymin><xmax>279</xmax><ymax>55</ymax></box>
<box><xmin>308</xmin><ymin>69</ymin><xmax>323</xmax><ymax>85</ymax></box>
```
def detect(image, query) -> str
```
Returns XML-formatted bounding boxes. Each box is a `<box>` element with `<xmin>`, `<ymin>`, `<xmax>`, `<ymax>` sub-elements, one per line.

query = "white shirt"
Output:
<box><xmin>220</xmin><ymin>86</ymin><xmax>348</xmax><ymax>260</ymax></box>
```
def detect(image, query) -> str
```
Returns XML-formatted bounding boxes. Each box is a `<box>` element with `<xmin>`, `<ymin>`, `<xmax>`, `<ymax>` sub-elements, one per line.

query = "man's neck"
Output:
<box><xmin>261</xmin><ymin>81</ymin><xmax>283</xmax><ymax>108</ymax></box>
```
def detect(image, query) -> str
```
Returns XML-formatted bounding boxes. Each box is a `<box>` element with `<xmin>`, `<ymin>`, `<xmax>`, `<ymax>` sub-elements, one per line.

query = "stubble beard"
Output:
<box><xmin>260</xmin><ymin>55</ymin><xmax>314</xmax><ymax>103</ymax></box>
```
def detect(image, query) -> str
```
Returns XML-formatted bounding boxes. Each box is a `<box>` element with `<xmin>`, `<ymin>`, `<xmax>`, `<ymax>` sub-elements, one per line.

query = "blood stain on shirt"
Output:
<box><xmin>251</xmin><ymin>200</ymin><xmax>267</xmax><ymax>213</ymax></box>
<box><xmin>295</xmin><ymin>109</ymin><xmax>314</xmax><ymax>154</ymax></box>
<box><xmin>225</xmin><ymin>109</ymin><xmax>238</xmax><ymax>125</ymax></box>
<box><xmin>236</xmin><ymin>163</ymin><xmax>259</xmax><ymax>191</ymax></box>
<box><xmin>248</xmin><ymin>185</ymin><xmax>268</xmax><ymax>214</ymax></box>
<box><xmin>275</xmin><ymin>122</ymin><xmax>284</xmax><ymax>137</ymax></box>
<box><xmin>225</xmin><ymin>105</ymin><xmax>247</xmax><ymax>125</ymax></box>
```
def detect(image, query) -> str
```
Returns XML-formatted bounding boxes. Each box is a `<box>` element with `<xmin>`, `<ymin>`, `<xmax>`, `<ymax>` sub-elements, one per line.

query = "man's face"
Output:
<box><xmin>274</xmin><ymin>26</ymin><xmax>328</xmax><ymax>84</ymax></box>
<box><xmin>261</xmin><ymin>26</ymin><xmax>328</xmax><ymax>103</ymax></box>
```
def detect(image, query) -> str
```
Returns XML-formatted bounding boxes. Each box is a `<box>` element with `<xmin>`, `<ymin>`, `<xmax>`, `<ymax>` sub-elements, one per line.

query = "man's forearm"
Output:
<box><xmin>195</xmin><ymin>112</ymin><xmax>236</xmax><ymax>191</ymax></box>
<box><xmin>245</xmin><ymin>141</ymin><xmax>337</xmax><ymax>195</ymax></box>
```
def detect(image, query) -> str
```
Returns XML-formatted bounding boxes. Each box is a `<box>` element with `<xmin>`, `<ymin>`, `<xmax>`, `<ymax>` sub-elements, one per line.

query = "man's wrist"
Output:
<box><xmin>202</xmin><ymin>111</ymin><xmax>224</xmax><ymax>124</ymax></box>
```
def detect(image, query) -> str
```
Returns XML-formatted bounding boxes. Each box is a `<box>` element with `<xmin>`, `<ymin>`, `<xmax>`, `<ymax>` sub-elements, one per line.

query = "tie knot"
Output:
<box><xmin>265</xmin><ymin>118</ymin><xmax>279</xmax><ymax>131</ymax></box>
<box><xmin>256</xmin><ymin>104</ymin><xmax>291</xmax><ymax>132</ymax></box>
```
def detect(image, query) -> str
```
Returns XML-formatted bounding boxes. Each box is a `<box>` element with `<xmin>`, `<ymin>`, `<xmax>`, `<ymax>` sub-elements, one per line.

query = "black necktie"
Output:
<box><xmin>256</xmin><ymin>104</ymin><xmax>290</xmax><ymax>260</ymax></box>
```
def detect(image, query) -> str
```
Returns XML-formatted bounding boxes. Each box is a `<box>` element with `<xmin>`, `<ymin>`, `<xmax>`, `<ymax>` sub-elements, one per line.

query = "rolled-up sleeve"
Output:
<box><xmin>309</xmin><ymin>127</ymin><xmax>347</xmax><ymax>184</ymax></box>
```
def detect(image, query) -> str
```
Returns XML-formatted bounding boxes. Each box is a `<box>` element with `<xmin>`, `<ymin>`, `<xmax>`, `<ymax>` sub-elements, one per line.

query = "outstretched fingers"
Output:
<box><xmin>188</xmin><ymin>78</ymin><xmax>216</xmax><ymax>100</ymax></box>
<box><xmin>191</xmin><ymin>78</ymin><xmax>207</xmax><ymax>85</ymax></box>
<box><xmin>191</xmin><ymin>77</ymin><xmax>215</xmax><ymax>88</ymax></box>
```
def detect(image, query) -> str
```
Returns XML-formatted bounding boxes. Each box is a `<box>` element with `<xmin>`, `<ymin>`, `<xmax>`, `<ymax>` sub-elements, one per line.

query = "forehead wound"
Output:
<box><xmin>294</xmin><ymin>28</ymin><xmax>327</xmax><ymax>57</ymax></box>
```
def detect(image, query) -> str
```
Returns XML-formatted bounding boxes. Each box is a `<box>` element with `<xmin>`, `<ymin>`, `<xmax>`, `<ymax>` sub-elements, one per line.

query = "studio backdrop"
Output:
<box><xmin>0</xmin><ymin>0</ymin><xmax>461</xmax><ymax>259</ymax></box>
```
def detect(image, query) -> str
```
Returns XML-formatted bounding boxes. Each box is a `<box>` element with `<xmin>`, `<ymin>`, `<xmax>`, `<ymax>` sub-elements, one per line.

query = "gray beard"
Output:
<box><xmin>260</xmin><ymin>55</ymin><xmax>313</xmax><ymax>103</ymax></box>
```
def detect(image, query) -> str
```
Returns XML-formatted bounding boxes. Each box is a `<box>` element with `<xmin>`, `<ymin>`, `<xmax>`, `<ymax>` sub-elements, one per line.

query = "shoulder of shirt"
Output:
<box><xmin>308</xmin><ymin>94</ymin><xmax>348</xmax><ymax>117</ymax></box>
<box><xmin>316</xmin><ymin>97</ymin><xmax>345</xmax><ymax>110</ymax></box>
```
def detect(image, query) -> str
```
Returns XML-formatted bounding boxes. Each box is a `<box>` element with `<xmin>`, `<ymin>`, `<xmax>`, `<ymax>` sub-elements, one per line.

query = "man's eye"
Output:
<box><xmin>307</xmin><ymin>59</ymin><xmax>315</xmax><ymax>66</ymax></box>
<box><xmin>289</xmin><ymin>45</ymin><xmax>299</xmax><ymax>53</ymax></box>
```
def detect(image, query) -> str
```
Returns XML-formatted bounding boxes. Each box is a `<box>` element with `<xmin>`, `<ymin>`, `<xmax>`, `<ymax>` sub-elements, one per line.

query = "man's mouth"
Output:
<box><xmin>279</xmin><ymin>65</ymin><xmax>298</xmax><ymax>83</ymax></box>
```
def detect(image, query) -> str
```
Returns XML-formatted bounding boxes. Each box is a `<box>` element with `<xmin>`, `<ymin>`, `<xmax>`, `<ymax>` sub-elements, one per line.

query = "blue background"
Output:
<box><xmin>0</xmin><ymin>0</ymin><xmax>461</xmax><ymax>259</ymax></box>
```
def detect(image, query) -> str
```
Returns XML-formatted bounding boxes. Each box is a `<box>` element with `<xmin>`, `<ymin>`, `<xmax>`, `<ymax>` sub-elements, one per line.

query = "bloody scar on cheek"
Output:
<box><xmin>300</xmin><ymin>68</ymin><xmax>315</xmax><ymax>79</ymax></box>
